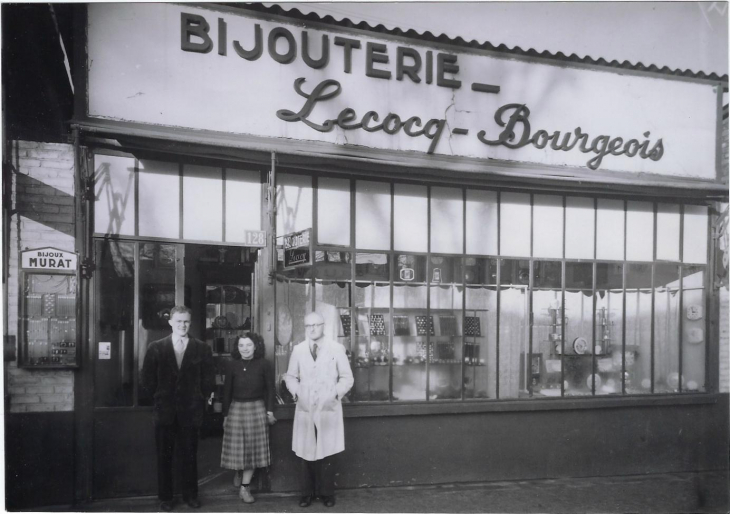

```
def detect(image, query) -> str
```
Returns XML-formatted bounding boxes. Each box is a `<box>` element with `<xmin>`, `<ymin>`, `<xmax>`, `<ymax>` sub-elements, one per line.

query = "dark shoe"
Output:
<box><xmin>299</xmin><ymin>495</ymin><xmax>313</xmax><ymax>507</ymax></box>
<box><xmin>185</xmin><ymin>498</ymin><xmax>201</xmax><ymax>509</ymax></box>
<box><xmin>322</xmin><ymin>496</ymin><xmax>336</xmax><ymax>508</ymax></box>
<box><xmin>159</xmin><ymin>500</ymin><xmax>173</xmax><ymax>512</ymax></box>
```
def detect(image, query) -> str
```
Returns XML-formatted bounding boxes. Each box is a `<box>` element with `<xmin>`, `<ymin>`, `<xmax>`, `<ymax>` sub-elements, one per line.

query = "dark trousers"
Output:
<box><xmin>155</xmin><ymin>419</ymin><xmax>199</xmax><ymax>501</ymax></box>
<box><xmin>299</xmin><ymin>455</ymin><xmax>335</xmax><ymax>497</ymax></box>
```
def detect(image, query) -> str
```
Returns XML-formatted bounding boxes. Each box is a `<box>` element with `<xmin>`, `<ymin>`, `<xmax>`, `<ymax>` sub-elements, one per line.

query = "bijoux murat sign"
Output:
<box><xmin>87</xmin><ymin>4</ymin><xmax>718</xmax><ymax>178</ymax></box>
<box><xmin>21</xmin><ymin>248</ymin><xmax>78</xmax><ymax>271</ymax></box>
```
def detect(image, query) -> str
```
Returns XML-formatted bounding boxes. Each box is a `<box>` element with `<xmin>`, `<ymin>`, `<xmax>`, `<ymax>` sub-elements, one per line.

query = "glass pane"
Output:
<box><xmin>531</xmin><ymin>262</ymin><xmax>562</xmax><ymax>398</ymax></box>
<box><xmin>683</xmin><ymin>205</ymin><xmax>708</xmax><ymax>264</ymax></box>
<box><xmin>317</xmin><ymin>177</ymin><xmax>350</xmax><ymax>246</ymax></box>
<box><xmin>466</xmin><ymin>190</ymin><xmax>498</xmax><ymax>256</ymax></box>
<box><xmin>565</xmin><ymin>197</ymin><xmax>595</xmax><ymax>259</ymax></box>
<box><xmin>183</xmin><ymin>164</ymin><xmax>222</xmax><ymax>242</ymax></box>
<box><xmin>564</xmin><ymin>263</ymin><xmax>593</xmax><ymax>397</ymax></box>
<box><xmin>653</xmin><ymin>264</ymin><xmax>680</xmax><ymax>393</ymax></box>
<box><xmin>500</xmin><ymin>193</ymin><xmax>531</xmax><ymax>257</ymax></box>
<box><xmin>226</xmin><ymin>168</ymin><xmax>262</xmax><ymax>242</ymax></box>
<box><xmin>394</xmin><ymin>184</ymin><xmax>427</xmax><ymax>252</ymax></box>
<box><xmin>94</xmin><ymin>154</ymin><xmax>136</xmax><ymax>235</ymax></box>
<box><xmin>94</xmin><ymin>240</ymin><xmax>134</xmax><ymax>407</ymax></box>
<box><xmin>656</xmin><ymin>204</ymin><xmax>680</xmax><ymax>261</ymax></box>
<box><xmin>138</xmin><ymin>160</ymin><xmax>180</xmax><ymax>239</ymax></box>
<box><xmin>392</xmin><ymin>254</ymin><xmax>427</xmax><ymax>401</ymax></box>
<box><xmin>626</xmin><ymin>201</ymin><xmax>654</xmax><ymax>262</ymax></box>
<box><xmin>275</xmin><ymin>272</ymin><xmax>312</xmax><ymax>404</ymax></box>
<box><xmin>314</xmin><ymin>251</ymin><xmax>351</xmax><ymax>341</ymax></box>
<box><xmin>533</xmin><ymin>195</ymin><xmax>563</xmax><ymax>258</ymax></box>
<box><xmin>429</xmin><ymin>256</ymin><xmax>462</xmax><ymax>400</ymax></box>
<box><xmin>464</xmin><ymin>257</ymin><xmax>498</xmax><ymax>399</ymax></box>
<box><xmin>431</xmin><ymin>187</ymin><xmax>463</xmax><ymax>254</ymax></box>
<box><xmin>356</xmin><ymin>180</ymin><xmax>391</xmax><ymax>251</ymax></box>
<box><xmin>353</xmin><ymin>253</ymin><xmax>391</xmax><ymax>402</ymax></box>
<box><xmin>137</xmin><ymin>243</ymin><xmax>178</xmax><ymax>406</ymax></box>
<box><xmin>499</xmin><ymin>259</ymin><xmax>530</xmax><ymax>398</ymax></box>
<box><xmin>596</xmin><ymin>199</ymin><xmax>624</xmax><ymax>261</ymax></box>
<box><xmin>681</xmin><ymin>265</ymin><xmax>706</xmax><ymax>393</ymax></box>
<box><xmin>595</xmin><ymin>263</ymin><xmax>623</xmax><ymax>395</ymax></box>
<box><xmin>625</xmin><ymin>263</ymin><xmax>652</xmax><ymax>394</ymax></box>
<box><xmin>277</xmin><ymin>173</ymin><xmax>313</xmax><ymax>236</ymax></box>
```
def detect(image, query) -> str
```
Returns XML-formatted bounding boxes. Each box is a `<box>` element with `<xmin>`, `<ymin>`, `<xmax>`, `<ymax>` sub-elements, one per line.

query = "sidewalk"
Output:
<box><xmin>72</xmin><ymin>470</ymin><xmax>729</xmax><ymax>513</ymax></box>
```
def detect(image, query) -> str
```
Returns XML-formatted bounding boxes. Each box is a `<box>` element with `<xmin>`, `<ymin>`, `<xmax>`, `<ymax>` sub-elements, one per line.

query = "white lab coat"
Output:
<box><xmin>284</xmin><ymin>338</ymin><xmax>354</xmax><ymax>461</ymax></box>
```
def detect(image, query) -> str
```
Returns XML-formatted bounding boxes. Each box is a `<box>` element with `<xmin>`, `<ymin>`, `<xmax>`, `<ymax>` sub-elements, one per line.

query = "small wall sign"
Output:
<box><xmin>21</xmin><ymin>247</ymin><xmax>77</xmax><ymax>271</ymax></box>
<box><xmin>283</xmin><ymin>229</ymin><xmax>312</xmax><ymax>268</ymax></box>
<box><xmin>243</xmin><ymin>230</ymin><xmax>267</xmax><ymax>247</ymax></box>
<box><xmin>99</xmin><ymin>342</ymin><xmax>111</xmax><ymax>360</ymax></box>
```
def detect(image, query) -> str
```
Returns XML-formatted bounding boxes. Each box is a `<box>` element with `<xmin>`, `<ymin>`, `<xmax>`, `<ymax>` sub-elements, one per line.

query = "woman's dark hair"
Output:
<box><xmin>231</xmin><ymin>332</ymin><xmax>265</xmax><ymax>360</ymax></box>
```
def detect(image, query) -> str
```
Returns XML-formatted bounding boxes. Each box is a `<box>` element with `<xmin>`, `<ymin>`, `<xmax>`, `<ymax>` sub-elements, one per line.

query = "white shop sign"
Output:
<box><xmin>87</xmin><ymin>3</ymin><xmax>719</xmax><ymax>178</ymax></box>
<box><xmin>21</xmin><ymin>248</ymin><xmax>78</xmax><ymax>271</ymax></box>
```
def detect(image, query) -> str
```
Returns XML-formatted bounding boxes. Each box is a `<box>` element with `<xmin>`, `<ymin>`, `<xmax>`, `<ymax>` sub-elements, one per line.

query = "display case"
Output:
<box><xmin>19</xmin><ymin>271</ymin><xmax>79</xmax><ymax>368</ymax></box>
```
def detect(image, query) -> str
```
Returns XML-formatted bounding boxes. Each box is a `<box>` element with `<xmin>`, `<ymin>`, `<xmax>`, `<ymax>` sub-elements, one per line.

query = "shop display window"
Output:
<box><xmin>93</xmin><ymin>154</ymin><xmax>136</xmax><ymax>236</ymax></box>
<box><xmin>463</xmin><ymin>257</ymin><xmax>497</xmax><ymax>399</ymax></box>
<box><xmin>594</xmin><ymin>263</ymin><xmax>624</xmax><ymax>395</ymax></box>
<box><xmin>465</xmin><ymin>190</ymin><xmax>498</xmax><ymax>256</ymax></box>
<box><xmin>20</xmin><ymin>272</ymin><xmax>79</xmax><ymax>369</ymax></box>
<box><xmin>500</xmin><ymin>193</ymin><xmax>531</xmax><ymax>257</ymax></box>
<box><xmin>596</xmin><ymin>199</ymin><xmax>624</xmax><ymax>261</ymax></box>
<box><xmin>225</xmin><ymin>168</ymin><xmax>263</xmax><ymax>243</ymax></box>
<box><xmin>681</xmin><ymin>265</ymin><xmax>706</xmax><ymax>392</ymax></box>
<box><xmin>277</xmin><ymin>173</ymin><xmax>313</xmax><ymax>236</ymax></box>
<box><xmin>683</xmin><ymin>205</ymin><xmax>709</xmax><ymax>264</ymax></box>
<box><xmin>653</xmin><ymin>264</ymin><xmax>681</xmax><ymax>393</ymax></box>
<box><xmin>626</xmin><ymin>201</ymin><xmax>654</xmax><ymax>262</ymax></box>
<box><xmin>533</xmin><ymin>195</ymin><xmax>564</xmax><ymax>259</ymax></box>
<box><xmin>138</xmin><ymin>159</ymin><xmax>180</xmax><ymax>239</ymax></box>
<box><xmin>430</xmin><ymin>187</ymin><xmax>464</xmax><ymax>254</ymax></box>
<box><xmin>656</xmin><ymin>204</ymin><xmax>680</xmax><ymax>262</ymax></box>
<box><xmin>499</xmin><ymin>259</ymin><xmax>530</xmax><ymax>398</ymax></box>
<box><xmin>565</xmin><ymin>197</ymin><xmax>595</xmax><ymax>260</ymax></box>
<box><xmin>563</xmin><ymin>263</ymin><xmax>594</xmax><ymax>397</ymax></box>
<box><xmin>183</xmin><ymin>165</ymin><xmax>223</xmax><ymax>241</ymax></box>
<box><xmin>625</xmin><ymin>263</ymin><xmax>652</xmax><ymax>393</ymax></box>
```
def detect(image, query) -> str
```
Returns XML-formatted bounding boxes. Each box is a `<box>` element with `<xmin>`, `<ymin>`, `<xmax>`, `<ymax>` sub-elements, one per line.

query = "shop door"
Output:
<box><xmin>91</xmin><ymin>240</ymin><xmax>258</xmax><ymax>499</ymax></box>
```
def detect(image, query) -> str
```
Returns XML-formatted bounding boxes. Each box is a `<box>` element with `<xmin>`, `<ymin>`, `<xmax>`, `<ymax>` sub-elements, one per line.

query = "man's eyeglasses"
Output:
<box><xmin>305</xmin><ymin>323</ymin><xmax>324</xmax><ymax>329</ymax></box>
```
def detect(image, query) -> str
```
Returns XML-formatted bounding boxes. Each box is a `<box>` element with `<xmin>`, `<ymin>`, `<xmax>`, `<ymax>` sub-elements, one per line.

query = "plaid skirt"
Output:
<box><xmin>220</xmin><ymin>400</ymin><xmax>271</xmax><ymax>470</ymax></box>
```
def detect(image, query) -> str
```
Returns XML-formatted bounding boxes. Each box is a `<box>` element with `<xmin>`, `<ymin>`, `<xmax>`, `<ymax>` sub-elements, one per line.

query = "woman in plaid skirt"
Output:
<box><xmin>221</xmin><ymin>333</ymin><xmax>276</xmax><ymax>503</ymax></box>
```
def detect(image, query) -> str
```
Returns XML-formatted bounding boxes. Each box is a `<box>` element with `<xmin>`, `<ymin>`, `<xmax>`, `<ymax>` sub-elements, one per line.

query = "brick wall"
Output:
<box><xmin>7</xmin><ymin>140</ymin><xmax>76</xmax><ymax>412</ymax></box>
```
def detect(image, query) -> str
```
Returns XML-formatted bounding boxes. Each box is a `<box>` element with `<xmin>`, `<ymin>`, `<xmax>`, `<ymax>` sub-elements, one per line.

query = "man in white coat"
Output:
<box><xmin>284</xmin><ymin>311</ymin><xmax>354</xmax><ymax>508</ymax></box>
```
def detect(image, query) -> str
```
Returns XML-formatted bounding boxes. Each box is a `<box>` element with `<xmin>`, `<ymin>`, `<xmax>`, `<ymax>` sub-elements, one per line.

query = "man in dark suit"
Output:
<box><xmin>141</xmin><ymin>305</ymin><xmax>215</xmax><ymax>511</ymax></box>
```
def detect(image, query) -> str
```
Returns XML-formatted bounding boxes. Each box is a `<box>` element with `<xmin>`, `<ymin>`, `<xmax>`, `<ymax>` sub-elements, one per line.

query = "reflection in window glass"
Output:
<box><xmin>94</xmin><ymin>154</ymin><xmax>136</xmax><ymax>236</ymax></box>
<box><xmin>656</xmin><ymin>204</ymin><xmax>680</xmax><ymax>261</ymax></box>
<box><xmin>533</xmin><ymin>195</ymin><xmax>563</xmax><ymax>258</ymax></box>
<box><xmin>565</xmin><ymin>197</ymin><xmax>594</xmax><ymax>259</ymax></box>
<box><xmin>499</xmin><ymin>259</ymin><xmax>530</xmax><ymax>398</ymax></box>
<box><xmin>137</xmin><ymin>243</ymin><xmax>177</xmax><ymax>405</ymax></box>
<box><xmin>683</xmin><ymin>205</ymin><xmax>708</xmax><ymax>264</ymax></box>
<box><xmin>353</xmin><ymin>253</ymin><xmax>390</xmax><ymax>402</ymax></box>
<box><xmin>429</xmin><ymin>256</ymin><xmax>462</xmax><ymax>400</ymax></box>
<box><xmin>500</xmin><ymin>193</ymin><xmax>531</xmax><ymax>257</ymax></box>
<box><xmin>654</xmin><ymin>264</ymin><xmax>680</xmax><ymax>393</ymax></box>
<box><xmin>466</xmin><ymin>190</ymin><xmax>498</xmax><ymax>256</ymax></box>
<box><xmin>138</xmin><ymin>160</ymin><xmax>180</xmax><ymax>239</ymax></box>
<box><xmin>626</xmin><ymin>201</ymin><xmax>654</xmax><ymax>262</ymax></box>
<box><xmin>681</xmin><ymin>266</ymin><xmax>706</xmax><ymax>393</ymax></box>
<box><xmin>394</xmin><ymin>184</ymin><xmax>427</xmax><ymax>252</ymax></box>
<box><xmin>595</xmin><ymin>263</ymin><xmax>623</xmax><ymax>395</ymax></box>
<box><xmin>318</xmin><ymin>177</ymin><xmax>350</xmax><ymax>246</ymax></box>
<box><xmin>464</xmin><ymin>258</ymin><xmax>497</xmax><ymax>399</ymax></box>
<box><xmin>183</xmin><ymin>165</ymin><xmax>222</xmax><ymax>242</ymax></box>
<box><xmin>625</xmin><ymin>263</ymin><xmax>652</xmax><ymax>394</ymax></box>
<box><xmin>275</xmin><ymin>272</ymin><xmax>312</xmax><ymax>403</ymax></box>
<box><xmin>95</xmin><ymin>240</ymin><xmax>135</xmax><ymax>407</ymax></box>
<box><xmin>564</xmin><ymin>263</ymin><xmax>593</xmax><ymax>396</ymax></box>
<box><xmin>431</xmin><ymin>187</ymin><xmax>463</xmax><ymax>254</ymax></box>
<box><xmin>277</xmin><ymin>173</ymin><xmax>312</xmax><ymax>236</ymax></box>
<box><xmin>596</xmin><ymin>199</ymin><xmax>624</xmax><ymax>261</ymax></box>
<box><xmin>226</xmin><ymin>169</ymin><xmax>262</xmax><ymax>242</ymax></box>
<box><xmin>356</xmin><ymin>181</ymin><xmax>391</xmax><ymax>250</ymax></box>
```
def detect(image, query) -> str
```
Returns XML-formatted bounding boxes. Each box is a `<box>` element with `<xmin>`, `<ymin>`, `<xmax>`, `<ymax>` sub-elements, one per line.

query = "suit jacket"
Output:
<box><xmin>141</xmin><ymin>335</ymin><xmax>215</xmax><ymax>427</ymax></box>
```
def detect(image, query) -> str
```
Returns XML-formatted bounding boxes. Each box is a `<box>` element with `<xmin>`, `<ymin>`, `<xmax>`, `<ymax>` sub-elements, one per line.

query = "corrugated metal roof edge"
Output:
<box><xmin>241</xmin><ymin>2</ymin><xmax>729</xmax><ymax>83</ymax></box>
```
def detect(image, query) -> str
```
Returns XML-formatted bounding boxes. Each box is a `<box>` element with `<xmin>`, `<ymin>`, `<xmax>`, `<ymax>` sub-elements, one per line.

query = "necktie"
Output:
<box><xmin>311</xmin><ymin>343</ymin><xmax>318</xmax><ymax>361</ymax></box>
<box><xmin>175</xmin><ymin>339</ymin><xmax>185</xmax><ymax>368</ymax></box>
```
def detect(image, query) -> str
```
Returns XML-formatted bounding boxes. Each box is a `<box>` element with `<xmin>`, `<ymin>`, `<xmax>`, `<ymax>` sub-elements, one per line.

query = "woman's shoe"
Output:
<box><xmin>233</xmin><ymin>470</ymin><xmax>243</xmax><ymax>487</ymax></box>
<box><xmin>239</xmin><ymin>485</ymin><xmax>255</xmax><ymax>504</ymax></box>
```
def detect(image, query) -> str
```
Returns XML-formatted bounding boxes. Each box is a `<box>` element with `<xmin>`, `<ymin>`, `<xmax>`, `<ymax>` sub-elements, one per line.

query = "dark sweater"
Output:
<box><xmin>222</xmin><ymin>358</ymin><xmax>275</xmax><ymax>416</ymax></box>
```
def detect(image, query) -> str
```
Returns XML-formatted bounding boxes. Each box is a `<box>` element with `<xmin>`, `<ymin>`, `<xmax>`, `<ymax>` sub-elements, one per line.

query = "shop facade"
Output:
<box><xmin>4</xmin><ymin>3</ymin><xmax>729</xmax><ymax>508</ymax></box>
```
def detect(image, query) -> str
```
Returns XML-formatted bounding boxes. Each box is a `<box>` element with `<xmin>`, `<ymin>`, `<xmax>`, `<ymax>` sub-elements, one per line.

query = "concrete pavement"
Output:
<box><xmin>62</xmin><ymin>470</ymin><xmax>729</xmax><ymax>513</ymax></box>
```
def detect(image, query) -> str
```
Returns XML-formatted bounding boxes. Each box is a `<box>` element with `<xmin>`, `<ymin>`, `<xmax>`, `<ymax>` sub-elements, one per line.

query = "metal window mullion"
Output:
<box><xmin>495</xmin><ymin>191</ymin><xmax>501</xmax><ymax>400</ymax></box>
<box><xmin>426</xmin><ymin>185</ymin><xmax>431</xmax><ymax>402</ymax></box>
<box><xmin>134</xmin><ymin>159</ymin><xmax>139</xmax><ymax>237</ymax></box>
<box><xmin>460</xmin><ymin>188</ymin><xmax>466</xmax><ymax>401</ymax></box>
<box><xmin>528</xmin><ymin>194</ymin><xmax>534</xmax><ymax>398</ymax></box>
<box><xmin>311</xmin><ymin>174</ymin><xmax>318</xmax><ymax>313</ymax></box>
<box><xmin>222</xmin><ymin>168</ymin><xmax>227</xmax><ymax>243</ymax></box>
<box><xmin>389</xmin><ymin>182</ymin><xmax>395</xmax><ymax>402</ymax></box>
<box><xmin>178</xmin><ymin>164</ymin><xmax>184</xmax><ymax>240</ymax></box>
<box><xmin>133</xmin><ymin>241</ymin><xmax>140</xmax><ymax>406</ymax></box>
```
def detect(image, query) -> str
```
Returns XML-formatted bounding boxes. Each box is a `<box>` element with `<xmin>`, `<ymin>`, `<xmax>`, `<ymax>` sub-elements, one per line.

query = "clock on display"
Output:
<box><xmin>686</xmin><ymin>305</ymin><xmax>703</xmax><ymax>321</ymax></box>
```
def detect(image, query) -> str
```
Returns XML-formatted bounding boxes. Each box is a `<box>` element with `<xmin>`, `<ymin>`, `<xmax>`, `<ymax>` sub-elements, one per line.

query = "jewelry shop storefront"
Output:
<box><xmin>63</xmin><ymin>2</ymin><xmax>729</xmax><ymax>501</ymax></box>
